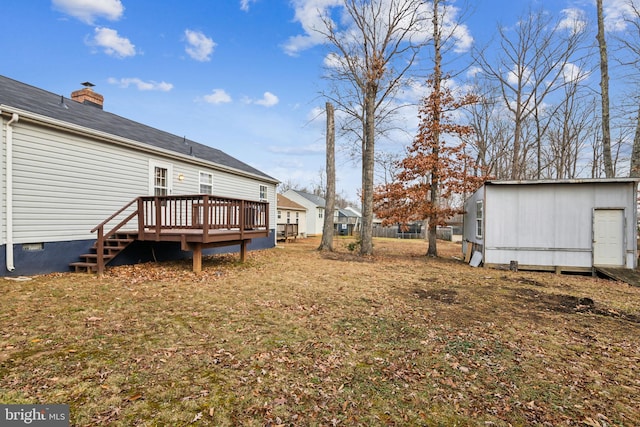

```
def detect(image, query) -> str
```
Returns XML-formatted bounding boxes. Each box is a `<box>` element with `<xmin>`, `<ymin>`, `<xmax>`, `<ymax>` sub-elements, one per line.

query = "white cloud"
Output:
<box><xmin>184</xmin><ymin>29</ymin><xmax>216</xmax><ymax>62</ymax></box>
<box><xmin>559</xmin><ymin>8</ymin><xmax>587</xmax><ymax>35</ymax></box>
<box><xmin>53</xmin><ymin>0</ymin><xmax>124</xmax><ymax>24</ymax></box>
<box><xmin>283</xmin><ymin>0</ymin><xmax>342</xmax><ymax>56</ymax></box>
<box><xmin>603</xmin><ymin>0</ymin><xmax>636</xmax><ymax>32</ymax></box>
<box><xmin>204</xmin><ymin>89</ymin><xmax>232</xmax><ymax>104</ymax></box>
<box><xmin>562</xmin><ymin>62</ymin><xmax>589</xmax><ymax>84</ymax></box>
<box><xmin>284</xmin><ymin>0</ymin><xmax>472</xmax><ymax>55</ymax></box>
<box><xmin>506</xmin><ymin>65</ymin><xmax>531</xmax><ymax>87</ymax></box>
<box><xmin>108</xmin><ymin>77</ymin><xmax>173</xmax><ymax>91</ymax></box>
<box><xmin>240</xmin><ymin>0</ymin><xmax>257</xmax><ymax>12</ymax></box>
<box><xmin>466</xmin><ymin>66</ymin><xmax>482</xmax><ymax>79</ymax></box>
<box><xmin>90</xmin><ymin>27</ymin><xmax>136</xmax><ymax>58</ymax></box>
<box><xmin>254</xmin><ymin>92</ymin><xmax>279</xmax><ymax>107</ymax></box>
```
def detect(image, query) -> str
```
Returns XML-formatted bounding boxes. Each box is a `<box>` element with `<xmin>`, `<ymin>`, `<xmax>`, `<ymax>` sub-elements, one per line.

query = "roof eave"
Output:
<box><xmin>1</xmin><ymin>105</ymin><xmax>279</xmax><ymax>185</ymax></box>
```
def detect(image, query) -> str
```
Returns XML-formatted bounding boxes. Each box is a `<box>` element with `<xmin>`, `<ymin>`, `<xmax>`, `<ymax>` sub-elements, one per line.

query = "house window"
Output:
<box><xmin>278</xmin><ymin>210</ymin><xmax>282</xmax><ymax>220</ymax></box>
<box><xmin>260</xmin><ymin>185</ymin><xmax>267</xmax><ymax>201</ymax></box>
<box><xmin>319</xmin><ymin>208</ymin><xmax>324</xmax><ymax>219</ymax></box>
<box><xmin>476</xmin><ymin>201</ymin><xmax>483</xmax><ymax>238</ymax></box>
<box><xmin>296</xmin><ymin>212</ymin><xmax>299</xmax><ymax>223</ymax></box>
<box><xmin>287</xmin><ymin>212</ymin><xmax>291</xmax><ymax>224</ymax></box>
<box><xmin>199</xmin><ymin>171</ymin><xmax>213</xmax><ymax>194</ymax></box>
<box><xmin>154</xmin><ymin>166</ymin><xmax>168</xmax><ymax>196</ymax></box>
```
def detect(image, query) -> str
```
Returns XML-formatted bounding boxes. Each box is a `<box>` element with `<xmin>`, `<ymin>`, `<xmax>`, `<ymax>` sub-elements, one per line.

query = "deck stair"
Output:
<box><xmin>70</xmin><ymin>232</ymin><xmax>137</xmax><ymax>273</ymax></box>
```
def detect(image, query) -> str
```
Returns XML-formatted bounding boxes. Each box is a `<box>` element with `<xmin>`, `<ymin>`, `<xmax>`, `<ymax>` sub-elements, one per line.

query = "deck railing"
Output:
<box><xmin>91</xmin><ymin>195</ymin><xmax>269</xmax><ymax>274</ymax></box>
<box><xmin>138</xmin><ymin>195</ymin><xmax>269</xmax><ymax>237</ymax></box>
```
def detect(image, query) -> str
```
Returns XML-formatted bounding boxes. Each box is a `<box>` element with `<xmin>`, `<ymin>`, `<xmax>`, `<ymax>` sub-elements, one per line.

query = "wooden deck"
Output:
<box><xmin>71</xmin><ymin>195</ymin><xmax>269</xmax><ymax>274</ymax></box>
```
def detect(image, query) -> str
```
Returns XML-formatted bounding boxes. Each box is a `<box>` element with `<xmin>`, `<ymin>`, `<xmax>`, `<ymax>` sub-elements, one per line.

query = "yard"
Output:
<box><xmin>1</xmin><ymin>237</ymin><xmax>639</xmax><ymax>426</ymax></box>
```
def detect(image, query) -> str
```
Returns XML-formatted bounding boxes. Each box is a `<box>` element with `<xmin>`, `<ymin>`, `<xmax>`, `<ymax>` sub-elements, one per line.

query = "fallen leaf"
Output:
<box><xmin>125</xmin><ymin>393</ymin><xmax>143</xmax><ymax>402</ymax></box>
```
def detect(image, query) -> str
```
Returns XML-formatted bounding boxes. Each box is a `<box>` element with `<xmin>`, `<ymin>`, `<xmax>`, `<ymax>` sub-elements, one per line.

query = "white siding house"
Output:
<box><xmin>463</xmin><ymin>179</ymin><xmax>639</xmax><ymax>272</ymax></box>
<box><xmin>282</xmin><ymin>190</ymin><xmax>326</xmax><ymax>236</ymax></box>
<box><xmin>276</xmin><ymin>194</ymin><xmax>307</xmax><ymax>239</ymax></box>
<box><xmin>1</xmin><ymin>75</ymin><xmax>279</xmax><ymax>276</ymax></box>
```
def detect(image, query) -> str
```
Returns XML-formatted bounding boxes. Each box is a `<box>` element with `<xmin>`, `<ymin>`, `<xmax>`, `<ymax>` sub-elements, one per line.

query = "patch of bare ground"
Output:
<box><xmin>1</xmin><ymin>236</ymin><xmax>639</xmax><ymax>426</ymax></box>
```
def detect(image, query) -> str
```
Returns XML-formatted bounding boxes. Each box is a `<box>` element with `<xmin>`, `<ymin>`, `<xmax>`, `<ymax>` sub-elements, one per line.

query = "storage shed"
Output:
<box><xmin>462</xmin><ymin>179</ymin><xmax>639</xmax><ymax>273</ymax></box>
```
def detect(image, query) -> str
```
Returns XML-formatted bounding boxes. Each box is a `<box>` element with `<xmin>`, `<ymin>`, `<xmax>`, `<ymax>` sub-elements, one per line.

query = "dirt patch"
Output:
<box><xmin>413</xmin><ymin>288</ymin><xmax>459</xmax><ymax>304</ymax></box>
<box><xmin>511</xmin><ymin>287</ymin><xmax>640</xmax><ymax>323</ymax></box>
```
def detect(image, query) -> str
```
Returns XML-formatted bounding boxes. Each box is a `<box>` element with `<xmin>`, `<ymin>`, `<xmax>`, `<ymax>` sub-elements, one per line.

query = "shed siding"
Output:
<box><xmin>483</xmin><ymin>182</ymin><xmax>637</xmax><ymax>269</ymax></box>
<box><xmin>462</xmin><ymin>186</ymin><xmax>484</xmax><ymax>248</ymax></box>
<box><xmin>7</xmin><ymin>120</ymin><xmax>276</xmax><ymax>245</ymax></box>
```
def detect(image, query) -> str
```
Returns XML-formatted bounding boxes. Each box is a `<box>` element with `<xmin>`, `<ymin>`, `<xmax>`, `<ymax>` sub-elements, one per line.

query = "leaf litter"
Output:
<box><xmin>0</xmin><ymin>236</ymin><xmax>638</xmax><ymax>426</ymax></box>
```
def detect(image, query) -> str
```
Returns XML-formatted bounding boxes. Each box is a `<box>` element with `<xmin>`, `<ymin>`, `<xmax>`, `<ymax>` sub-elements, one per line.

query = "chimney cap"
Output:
<box><xmin>81</xmin><ymin>81</ymin><xmax>95</xmax><ymax>88</ymax></box>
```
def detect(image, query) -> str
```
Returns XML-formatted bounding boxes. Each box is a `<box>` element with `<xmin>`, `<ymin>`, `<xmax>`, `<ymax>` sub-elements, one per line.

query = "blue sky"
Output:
<box><xmin>1</xmin><ymin>0</ymin><xmax>637</xmax><ymax>201</ymax></box>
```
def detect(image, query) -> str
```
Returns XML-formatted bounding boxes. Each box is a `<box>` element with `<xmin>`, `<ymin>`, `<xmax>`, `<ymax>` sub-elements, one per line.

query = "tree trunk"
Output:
<box><xmin>427</xmin><ymin>0</ymin><xmax>441</xmax><ymax>257</ymax></box>
<box><xmin>597</xmin><ymin>0</ymin><xmax>614</xmax><ymax>178</ymax></box>
<box><xmin>629</xmin><ymin>106</ymin><xmax>640</xmax><ymax>177</ymax></box>
<box><xmin>319</xmin><ymin>102</ymin><xmax>336</xmax><ymax>251</ymax></box>
<box><xmin>360</xmin><ymin>86</ymin><xmax>376</xmax><ymax>256</ymax></box>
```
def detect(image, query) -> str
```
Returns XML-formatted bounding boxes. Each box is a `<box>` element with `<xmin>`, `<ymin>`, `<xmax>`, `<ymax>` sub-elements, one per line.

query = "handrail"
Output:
<box><xmin>91</xmin><ymin>198</ymin><xmax>139</xmax><ymax>233</ymax></box>
<box><xmin>90</xmin><ymin>197</ymin><xmax>140</xmax><ymax>275</ymax></box>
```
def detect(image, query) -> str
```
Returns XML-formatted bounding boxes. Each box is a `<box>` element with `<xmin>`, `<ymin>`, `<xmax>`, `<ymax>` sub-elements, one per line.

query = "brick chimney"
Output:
<box><xmin>71</xmin><ymin>82</ymin><xmax>104</xmax><ymax>109</ymax></box>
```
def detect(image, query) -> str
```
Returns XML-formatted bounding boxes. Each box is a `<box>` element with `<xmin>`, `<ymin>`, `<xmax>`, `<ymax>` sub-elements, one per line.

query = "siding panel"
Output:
<box><xmin>9</xmin><ymin>121</ymin><xmax>276</xmax><ymax>244</ymax></box>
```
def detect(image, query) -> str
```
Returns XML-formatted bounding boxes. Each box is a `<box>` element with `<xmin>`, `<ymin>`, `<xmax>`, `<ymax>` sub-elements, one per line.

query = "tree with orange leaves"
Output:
<box><xmin>374</xmin><ymin>76</ymin><xmax>487</xmax><ymax>256</ymax></box>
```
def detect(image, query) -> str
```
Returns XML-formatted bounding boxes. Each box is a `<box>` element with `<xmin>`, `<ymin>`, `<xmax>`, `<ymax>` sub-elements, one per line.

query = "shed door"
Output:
<box><xmin>593</xmin><ymin>209</ymin><xmax>624</xmax><ymax>266</ymax></box>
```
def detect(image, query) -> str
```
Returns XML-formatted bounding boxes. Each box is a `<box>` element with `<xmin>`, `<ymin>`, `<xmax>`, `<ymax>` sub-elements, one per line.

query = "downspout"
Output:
<box><xmin>4</xmin><ymin>112</ymin><xmax>19</xmax><ymax>271</ymax></box>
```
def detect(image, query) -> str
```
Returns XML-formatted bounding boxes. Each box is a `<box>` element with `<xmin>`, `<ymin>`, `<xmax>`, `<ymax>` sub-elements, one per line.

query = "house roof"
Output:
<box><xmin>0</xmin><ymin>75</ymin><xmax>277</xmax><ymax>183</ymax></box>
<box><xmin>338</xmin><ymin>208</ymin><xmax>359</xmax><ymax>218</ymax></box>
<box><xmin>486</xmin><ymin>178</ymin><xmax>640</xmax><ymax>186</ymax></box>
<box><xmin>277</xmin><ymin>194</ymin><xmax>306</xmax><ymax>211</ymax></box>
<box><xmin>290</xmin><ymin>190</ymin><xmax>326</xmax><ymax>208</ymax></box>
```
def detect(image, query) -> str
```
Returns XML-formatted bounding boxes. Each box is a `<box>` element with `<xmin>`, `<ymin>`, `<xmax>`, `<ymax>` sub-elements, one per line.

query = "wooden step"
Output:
<box><xmin>69</xmin><ymin>261</ymin><xmax>98</xmax><ymax>273</ymax></box>
<box><xmin>79</xmin><ymin>253</ymin><xmax>116</xmax><ymax>261</ymax></box>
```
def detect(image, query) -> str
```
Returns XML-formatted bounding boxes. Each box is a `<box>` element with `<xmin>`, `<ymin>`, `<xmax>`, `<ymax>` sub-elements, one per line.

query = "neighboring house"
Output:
<box><xmin>335</xmin><ymin>208</ymin><xmax>360</xmax><ymax>236</ymax></box>
<box><xmin>276</xmin><ymin>194</ymin><xmax>306</xmax><ymax>240</ymax></box>
<box><xmin>463</xmin><ymin>179</ymin><xmax>639</xmax><ymax>272</ymax></box>
<box><xmin>0</xmin><ymin>75</ymin><xmax>279</xmax><ymax>276</ymax></box>
<box><xmin>282</xmin><ymin>190</ymin><xmax>326</xmax><ymax>236</ymax></box>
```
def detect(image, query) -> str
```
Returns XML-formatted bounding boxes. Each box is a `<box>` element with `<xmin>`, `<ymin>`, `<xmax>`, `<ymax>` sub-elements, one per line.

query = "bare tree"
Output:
<box><xmin>319</xmin><ymin>102</ymin><xmax>336</xmax><ymax>251</ymax></box>
<box><xmin>596</xmin><ymin>0</ymin><xmax>614</xmax><ymax>177</ymax></box>
<box><xmin>474</xmin><ymin>8</ymin><xmax>588</xmax><ymax>180</ymax></box>
<box><xmin>614</xmin><ymin>0</ymin><xmax>640</xmax><ymax>177</ymax></box>
<box><xmin>317</xmin><ymin>0</ymin><xmax>430</xmax><ymax>255</ymax></box>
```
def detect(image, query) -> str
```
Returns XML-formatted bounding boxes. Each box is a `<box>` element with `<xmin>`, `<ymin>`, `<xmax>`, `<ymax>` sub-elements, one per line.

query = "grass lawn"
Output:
<box><xmin>1</xmin><ymin>236</ymin><xmax>639</xmax><ymax>426</ymax></box>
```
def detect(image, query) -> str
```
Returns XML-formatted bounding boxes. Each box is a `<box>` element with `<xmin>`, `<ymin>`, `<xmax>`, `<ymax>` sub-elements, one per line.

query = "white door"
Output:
<box><xmin>593</xmin><ymin>209</ymin><xmax>624</xmax><ymax>266</ymax></box>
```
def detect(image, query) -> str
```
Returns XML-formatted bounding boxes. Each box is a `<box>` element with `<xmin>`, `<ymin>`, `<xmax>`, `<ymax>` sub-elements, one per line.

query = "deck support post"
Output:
<box><xmin>240</xmin><ymin>240</ymin><xmax>247</xmax><ymax>263</ymax></box>
<box><xmin>192</xmin><ymin>243</ymin><xmax>202</xmax><ymax>273</ymax></box>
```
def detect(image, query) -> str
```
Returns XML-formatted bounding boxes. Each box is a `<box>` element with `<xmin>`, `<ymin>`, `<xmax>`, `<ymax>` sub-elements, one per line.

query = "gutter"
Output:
<box><xmin>3</xmin><ymin>111</ymin><xmax>19</xmax><ymax>271</ymax></box>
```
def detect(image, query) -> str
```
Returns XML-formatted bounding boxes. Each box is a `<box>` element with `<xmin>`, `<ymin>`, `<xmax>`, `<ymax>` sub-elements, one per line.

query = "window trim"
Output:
<box><xmin>259</xmin><ymin>185</ymin><xmax>268</xmax><ymax>201</ymax></box>
<box><xmin>199</xmin><ymin>171</ymin><xmax>213</xmax><ymax>194</ymax></box>
<box><xmin>149</xmin><ymin>160</ymin><xmax>173</xmax><ymax>196</ymax></box>
<box><xmin>475</xmin><ymin>200</ymin><xmax>483</xmax><ymax>238</ymax></box>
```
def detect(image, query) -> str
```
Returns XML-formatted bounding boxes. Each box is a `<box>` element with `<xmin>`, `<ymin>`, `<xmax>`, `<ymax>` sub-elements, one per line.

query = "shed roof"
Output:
<box><xmin>486</xmin><ymin>178</ymin><xmax>640</xmax><ymax>186</ymax></box>
<box><xmin>0</xmin><ymin>75</ymin><xmax>277</xmax><ymax>183</ymax></box>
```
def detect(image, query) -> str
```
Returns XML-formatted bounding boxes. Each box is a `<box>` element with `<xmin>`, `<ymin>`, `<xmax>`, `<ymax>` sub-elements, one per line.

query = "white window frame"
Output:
<box><xmin>259</xmin><ymin>185</ymin><xmax>267</xmax><ymax>201</ymax></box>
<box><xmin>199</xmin><ymin>171</ymin><xmax>213</xmax><ymax>194</ymax></box>
<box><xmin>149</xmin><ymin>160</ymin><xmax>173</xmax><ymax>196</ymax></box>
<box><xmin>476</xmin><ymin>200</ymin><xmax>483</xmax><ymax>238</ymax></box>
